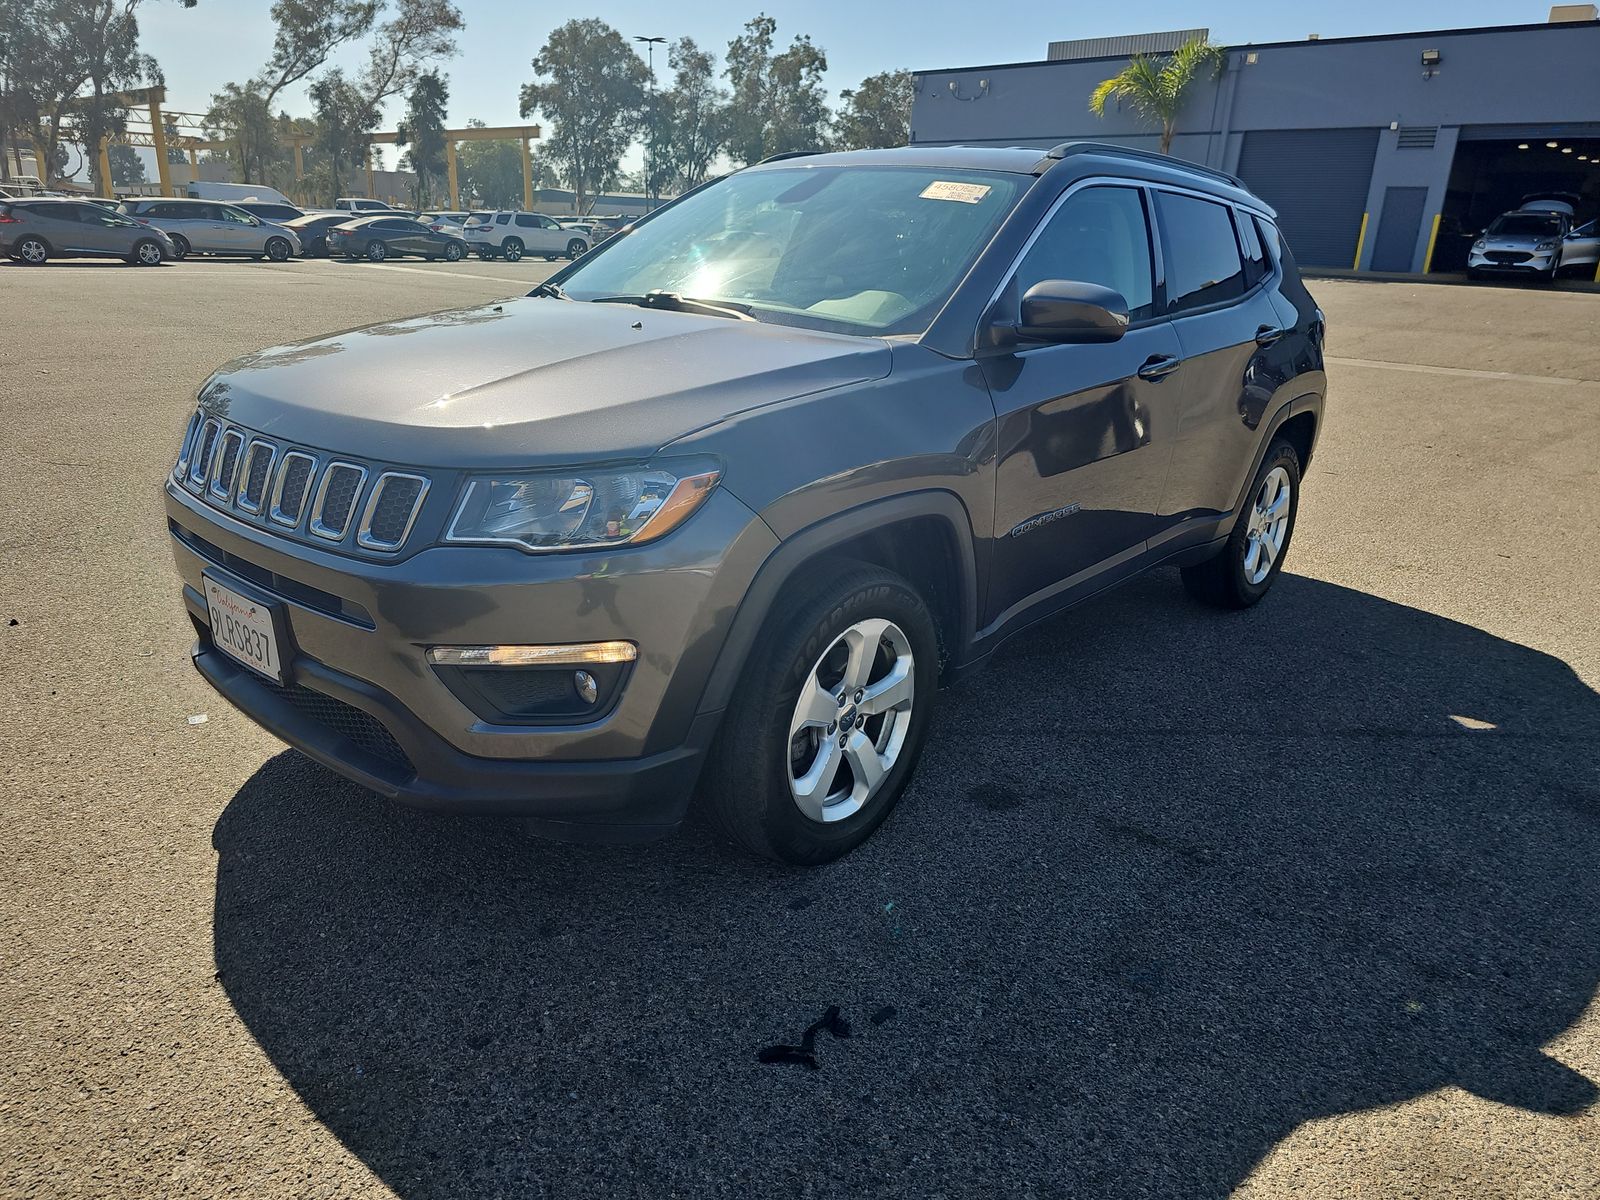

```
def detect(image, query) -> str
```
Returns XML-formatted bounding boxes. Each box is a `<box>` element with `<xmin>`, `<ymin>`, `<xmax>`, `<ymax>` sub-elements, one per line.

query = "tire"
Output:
<box><xmin>702</xmin><ymin>562</ymin><xmax>940</xmax><ymax>864</ymax></box>
<box><xmin>1181</xmin><ymin>438</ymin><xmax>1302</xmax><ymax>609</ymax></box>
<box><xmin>265</xmin><ymin>236</ymin><xmax>292</xmax><ymax>262</ymax></box>
<box><xmin>15</xmin><ymin>236</ymin><xmax>49</xmax><ymax>265</ymax></box>
<box><xmin>502</xmin><ymin>238</ymin><xmax>523</xmax><ymax>262</ymax></box>
<box><xmin>168</xmin><ymin>234</ymin><xmax>189</xmax><ymax>262</ymax></box>
<box><xmin>443</xmin><ymin>242</ymin><xmax>463</xmax><ymax>262</ymax></box>
<box><xmin>566</xmin><ymin>238</ymin><xmax>586</xmax><ymax>260</ymax></box>
<box><xmin>366</xmin><ymin>241</ymin><xmax>388</xmax><ymax>262</ymax></box>
<box><xmin>477</xmin><ymin>249</ymin><xmax>495</xmax><ymax>260</ymax></box>
<box><xmin>129</xmin><ymin>238</ymin><xmax>164</xmax><ymax>266</ymax></box>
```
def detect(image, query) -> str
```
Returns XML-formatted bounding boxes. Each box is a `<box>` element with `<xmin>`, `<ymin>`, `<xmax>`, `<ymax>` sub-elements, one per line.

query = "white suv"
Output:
<box><xmin>462</xmin><ymin>211</ymin><xmax>590</xmax><ymax>262</ymax></box>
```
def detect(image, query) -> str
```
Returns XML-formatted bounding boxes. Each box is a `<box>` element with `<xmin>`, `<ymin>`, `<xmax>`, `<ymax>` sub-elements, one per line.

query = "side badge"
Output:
<box><xmin>1010</xmin><ymin>502</ymin><xmax>1081</xmax><ymax>538</ymax></box>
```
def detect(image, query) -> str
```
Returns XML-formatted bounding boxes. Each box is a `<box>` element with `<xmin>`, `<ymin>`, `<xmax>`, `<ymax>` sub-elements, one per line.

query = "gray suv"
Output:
<box><xmin>165</xmin><ymin>143</ymin><xmax>1326</xmax><ymax>863</ymax></box>
<box><xmin>1</xmin><ymin>197</ymin><xmax>173</xmax><ymax>265</ymax></box>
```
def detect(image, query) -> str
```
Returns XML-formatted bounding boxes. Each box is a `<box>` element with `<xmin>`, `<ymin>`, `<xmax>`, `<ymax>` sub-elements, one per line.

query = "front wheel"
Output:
<box><xmin>366</xmin><ymin>241</ymin><xmax>388</xmax><ymax>262</ymax></box>
<box><xmin>443</xmin><ymin>242</ymin><xmax>463</xmax><ymax>262</ymax></box>
<box><xmin>264</xmin><ymin>236</ymin><xmax>292</xmax><ymax>262</ymax></box>
<box><xmin>129</xmin><ymin>238</ymin><xmax>164</xmax><ymax>266</ymax></box>
<box><xmin>1181</xmin><ymin>438</ymin><xmax>1301</xmax><ymax>609</ymax></box>
<box><xmin>702</xmin><ymin>563</ymin><xmax>940</xmax><ymax>864</ymax></box>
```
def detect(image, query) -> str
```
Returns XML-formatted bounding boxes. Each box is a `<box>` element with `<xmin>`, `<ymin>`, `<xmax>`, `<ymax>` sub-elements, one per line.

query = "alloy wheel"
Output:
<box><xmin>787</xmin><ymin>618</ymin><xmax>915</xmax><ymax>823</ymax></box>
<box><xmin>136</xmin><ymin>241</ymin><xmax>162</xmax><ymax>265</ymax></box>
<box><xmin>1243</xmin><ymin>466</ymin><xmax>1292</xmax><ymax>585</ymax></box>
<box><xmin>19</xmin><ymin>239</ymin><xmax>47</xmax><ymax>264</ymax></box>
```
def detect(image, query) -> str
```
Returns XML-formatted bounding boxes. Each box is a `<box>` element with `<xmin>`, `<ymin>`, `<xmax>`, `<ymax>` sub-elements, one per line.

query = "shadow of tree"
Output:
<box><xmin>212</xmin><ymin>571</ymin><xmax>1600</xmax><ymax>1198</ymax></box>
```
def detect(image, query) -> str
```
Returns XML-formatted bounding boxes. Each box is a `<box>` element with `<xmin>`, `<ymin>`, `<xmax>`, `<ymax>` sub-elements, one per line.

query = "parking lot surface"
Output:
<box><xmin>3</xmin><ymin>260</ymin><xmax>1598</xmax><ymax>1199</ymax></box>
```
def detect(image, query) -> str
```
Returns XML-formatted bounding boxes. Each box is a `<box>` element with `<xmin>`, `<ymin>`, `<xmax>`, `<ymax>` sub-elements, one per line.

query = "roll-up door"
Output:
<box><xmin>1235</xmin><ymin>128</ymin><xmax>1380</xmax><ymax>268</ymax></box>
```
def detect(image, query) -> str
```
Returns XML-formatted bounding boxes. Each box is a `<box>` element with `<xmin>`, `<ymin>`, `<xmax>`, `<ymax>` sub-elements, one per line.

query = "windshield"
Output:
<box><xmin>554</xmin><ymin>166</ymin><xmax>1025</xmax><ymax>335</ymax></box>
<box><xmin>1488</xmin><ymin>213</ymin><xmax>1562</xmax><ymax>237</ymax></box>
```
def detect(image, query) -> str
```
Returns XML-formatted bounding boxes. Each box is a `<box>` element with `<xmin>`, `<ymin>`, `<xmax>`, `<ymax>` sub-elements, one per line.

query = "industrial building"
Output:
<box><xmin>909</xmin><ymin>8</ymin><xmax>1600</xmax><ymax>272</ymax></box>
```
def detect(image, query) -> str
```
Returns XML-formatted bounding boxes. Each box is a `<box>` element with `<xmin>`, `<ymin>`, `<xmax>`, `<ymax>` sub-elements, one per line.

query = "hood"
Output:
<box><xmin>197</xmin><ymin>297</ymin><xmax>893</xmax><ymax>468</ymax></box>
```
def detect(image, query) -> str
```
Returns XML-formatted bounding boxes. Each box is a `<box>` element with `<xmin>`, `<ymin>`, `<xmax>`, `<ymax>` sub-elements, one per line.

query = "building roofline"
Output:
<box><xmin>913</xmin><ymin>18</ymin><xmax>1600</xmax><ymax>77</ymax></box>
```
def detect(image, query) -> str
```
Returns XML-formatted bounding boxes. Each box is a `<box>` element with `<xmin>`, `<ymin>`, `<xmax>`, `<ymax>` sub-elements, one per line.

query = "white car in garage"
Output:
<box><xmin>1468</xmin><ymin>195</ymin><xmax>1598</xmax><ymax>282</ymax></box>
<box><xmin>462</xmin><ymin>211</ymin><xmax>590</xmax><ymax>262</ymax></box>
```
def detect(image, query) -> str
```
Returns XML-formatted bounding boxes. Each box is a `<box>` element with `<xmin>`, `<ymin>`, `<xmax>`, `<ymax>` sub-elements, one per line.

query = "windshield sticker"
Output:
<box><xmin>920</xmin><ymin>181</ymin><xmax>992</xmax><ymax>204</ymax></box>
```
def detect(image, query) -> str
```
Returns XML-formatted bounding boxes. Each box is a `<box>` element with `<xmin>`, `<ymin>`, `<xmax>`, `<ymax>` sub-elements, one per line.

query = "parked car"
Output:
<box><xmin>236</xmin><ymin>201</ymin><xmax>306</xmax><ymax>224</ymax></box>
<box><xmin>1</xmin><ymin>196</ymin><xmax>173</xmax><ymax>265</ymax></box>
<box><xmin>419</xmin><ymin>213</ymin><xmax>465</xmax><ymax>238</ymax></box>
<box><xmin>462</xmin><ymin>210</ymin><xmax>589</xmax><ymax>261</ymax></box>
<box><xmin>586</xmin><ymin>215</ymin><xmax>636</xmax><ymax>243</ymax></box>
<box><xmin>335</xmin><ymin>198</ymin><xmax>394</xmax><ymax>213</ymax></box>
<box><xmin>187</xmin><ymin>181</ymin><xmax>295</xmax><ymax>206</ymax></box>
<box><xmin>326</xmin><ymin>214</ymin><xmax>468</xmax><ymax>261</ymax></box>
<box><xmin>120</xmin><ymin>197</ymin><xmax>300</xmax><ymax>261</ymax></box>
<box><xmin>1466</xmin><ymin>193</ymin><xmax>1598</xmax><ymax>282</ymax></box>
<box><xmin>163</xmin><ymin>142</ymin><xmax>1325</xmax><ymax>863</ymax></box>
<box><xmin>279</xmin><ymin>213</ymin><xmax>354</xmax><ymax>257</ymax></box>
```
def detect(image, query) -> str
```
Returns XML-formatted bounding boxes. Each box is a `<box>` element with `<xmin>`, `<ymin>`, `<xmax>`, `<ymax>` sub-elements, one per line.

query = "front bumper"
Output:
<box><xmin>166</xmin><ymin>477</ymin><xmax>776</xmax><ymax>837</ymax></box>
<box><xmin>1468</xmin><ymin>247</ymin><xmax>1557</xmax><ymax>273</ymax></box>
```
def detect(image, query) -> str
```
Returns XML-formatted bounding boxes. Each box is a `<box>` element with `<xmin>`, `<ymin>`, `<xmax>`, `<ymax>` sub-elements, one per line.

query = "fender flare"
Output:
<box><xmin>695</xmin><ymin>490</ymin><xmax>980</xmax><ymax>716</ymax></box>
<box><xmin>1230</xmin><ymin>391</ymin><xmax>1324</xmax><ymax>515</ymax></box>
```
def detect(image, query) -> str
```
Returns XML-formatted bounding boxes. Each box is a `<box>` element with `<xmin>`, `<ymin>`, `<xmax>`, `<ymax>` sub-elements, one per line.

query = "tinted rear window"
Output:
<box><xmin>1155</xmin><ymin>192</ymin><xmax>1246</xmax><ymax>313</ymax></box>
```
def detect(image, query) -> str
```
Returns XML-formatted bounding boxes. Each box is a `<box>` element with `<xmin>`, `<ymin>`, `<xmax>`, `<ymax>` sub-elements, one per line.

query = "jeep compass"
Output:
<box><xmin>165</xmin><ymin>142</ymin><xmax>1326</xmax><ymax>863</ymax></box>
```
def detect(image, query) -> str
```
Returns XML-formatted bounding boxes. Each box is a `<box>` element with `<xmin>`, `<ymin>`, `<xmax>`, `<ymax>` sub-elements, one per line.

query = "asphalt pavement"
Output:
<box><xmin>2</xmin><ymin>258</ymin><xmax>1598</xmax><ymax>1199</ymax></box>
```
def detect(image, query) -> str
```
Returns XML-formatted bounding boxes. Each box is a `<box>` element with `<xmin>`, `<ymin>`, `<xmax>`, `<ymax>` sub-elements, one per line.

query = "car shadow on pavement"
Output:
<box><xmin>211</xmin><ymin>571</ymin><xmax>1600</xmax><ymax>1199</ymax></box>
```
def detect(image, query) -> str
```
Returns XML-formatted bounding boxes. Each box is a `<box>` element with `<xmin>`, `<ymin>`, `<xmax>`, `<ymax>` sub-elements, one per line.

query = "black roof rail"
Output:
<box><xmin>755</xmin><ymin>150</ymin><xmax>823</xmax><ymax>165</ymax></box>
<box><xmin>1038</xmin><ymin>141</ymin><xmax>1247</xmax><ymax>189</ymax></box>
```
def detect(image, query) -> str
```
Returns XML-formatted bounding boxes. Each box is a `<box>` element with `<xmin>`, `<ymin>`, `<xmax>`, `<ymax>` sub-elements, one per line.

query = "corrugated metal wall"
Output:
<box><xmin>1235</xmin><ymin>128</ymin><xmax>1381</xmax><ymax>267</ymax></box>
<box><xmin>1046</xmin><ymin>29</ymin><xmax>1209</xmax><ymax>61</ymax></box>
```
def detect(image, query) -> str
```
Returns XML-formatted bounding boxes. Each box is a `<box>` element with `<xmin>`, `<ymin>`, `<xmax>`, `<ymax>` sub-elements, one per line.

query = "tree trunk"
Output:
<box><xmin>1160</xmin><ymin>122</ymin><xmax>1174</xmax><ymax>155</ymax></box>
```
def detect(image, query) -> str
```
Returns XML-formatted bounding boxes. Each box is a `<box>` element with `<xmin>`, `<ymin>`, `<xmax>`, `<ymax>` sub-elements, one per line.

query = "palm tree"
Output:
<box><xmin>1088</xmin><ymin>38</ymin><xmax>1225</xmax><ymax>155</ymax></box>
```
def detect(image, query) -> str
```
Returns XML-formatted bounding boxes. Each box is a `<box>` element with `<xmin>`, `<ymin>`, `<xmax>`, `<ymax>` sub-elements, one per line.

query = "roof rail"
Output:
<box><xmin>1038</xmin><ymin>140</ymin><xmax>1246</xmax><ymax>189</ymax></box>
<box><xmin>756</xmin><ymin>150</ymin><xmax>823</xmax><ymax>165</ymax></box>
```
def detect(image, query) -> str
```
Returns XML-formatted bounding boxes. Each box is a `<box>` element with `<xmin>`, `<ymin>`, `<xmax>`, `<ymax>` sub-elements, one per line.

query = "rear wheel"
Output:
<box><xmin>502</xmin><ymin>238</ymin><xmax>524</xmax><ymax>262</ymax></box>
<box><xmin>567</xmin><ymin>238</ymin><xmax>586</xmax><ymax>259</ymax></box>
<box><xmin>16</xmin><ymin>236</ymin><xmax>49</xmax><ymax>265</ymax></box>
<box><xmin>1181</xmin><ymin>439</ymin><xmax>1301</xmax><ymax>609</ymax></box>
<box><xmin>129</xmin><ymin>238</ymin><xmax>163</xmax><ymax>266</ymax></box>
<box><xmin>443</xmin><ymin>242</ymin><xmax>463</xmax><ymax>262</ymax></box>
<box><xmin>702</xmin><ymin>562</ymin><xmax>939</xmax><ymax>864</ymax></box>
<box><xmin>366</xmin><ymin>241</ymin><xmax>388</xmax><ymax>262</ymax></box>
<box><xmin>168</xmin><ymin>234</ymin><xmax>190</xmax><ymax>261</ymax></box>
<box><xmin>265</xmin><ymin>236</ymin><xmax>292</xmax><ymax>262</ymax></box>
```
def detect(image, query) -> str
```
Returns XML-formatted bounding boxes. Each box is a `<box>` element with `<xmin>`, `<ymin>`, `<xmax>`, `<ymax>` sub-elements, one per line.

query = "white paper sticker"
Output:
<box><xmin>920</xmin><ymin>181</ymin><xmax>992</xmax><ymax>204</ymax></box>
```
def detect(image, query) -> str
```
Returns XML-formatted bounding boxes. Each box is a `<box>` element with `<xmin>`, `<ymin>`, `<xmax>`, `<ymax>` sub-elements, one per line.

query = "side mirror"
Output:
<box><xmin>1008</xmin><ymin>279</ymin><xmax>1129</xmax><ymax>345</ymax></box>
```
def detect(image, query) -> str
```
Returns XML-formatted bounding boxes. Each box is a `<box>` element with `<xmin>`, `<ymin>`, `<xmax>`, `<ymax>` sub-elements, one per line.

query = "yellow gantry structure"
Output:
<box><xmin>75</xmin><ymin>87</ymin><xmax>539</xmax><ymax>210</ymax></box>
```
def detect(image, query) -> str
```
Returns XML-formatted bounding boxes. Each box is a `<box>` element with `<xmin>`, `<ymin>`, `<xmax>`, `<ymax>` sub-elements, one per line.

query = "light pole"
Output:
<box><xmin>634</xmin><ymin>35</ymin><xmax>666</xmax><ymax>205</ymax></box>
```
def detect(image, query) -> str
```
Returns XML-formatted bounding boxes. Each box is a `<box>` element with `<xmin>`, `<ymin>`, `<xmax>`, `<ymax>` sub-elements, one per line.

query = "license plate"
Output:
<box><xmin>203</xmin><ymin>574</ymin><xmax>284</xmax><ymax>683</ymax></box>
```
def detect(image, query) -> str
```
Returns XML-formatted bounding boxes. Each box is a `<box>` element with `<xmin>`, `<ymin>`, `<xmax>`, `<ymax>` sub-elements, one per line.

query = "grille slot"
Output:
<box><xmin>175</xmin><ymin>411</ymin><xmax>202</xmax><ymax>477</ymax></box>
<box><xmin>270</xmin><ymin>452</ymin><xmax>317</xmax><ymax>527</ymax></box>
<box><xmin>187</xmin><ymin>419</ymin><xmax>221</xmax><ymax>490</ymax></box>
<box><xmin>309</xmin><ymin>462</ymin><xmax>367</xmax><ymax>541</ymax></box>
<box><xmin>209</xmin><ymin>428</ymin><xmax>245</xmax><ymax>499</ymax></box>
<box><xmin>238</xmin><ymin>439</ymin><xmax>276</xmax><ymax>513</ymax></box>
<box><xmin>356</xmin><ymin>473</ymin><xmax>429</xmax><ymax>551</ymax></box>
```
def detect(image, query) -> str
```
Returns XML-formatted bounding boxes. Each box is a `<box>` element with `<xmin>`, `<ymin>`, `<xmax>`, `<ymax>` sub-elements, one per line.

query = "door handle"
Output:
<box><xmin>1254</xmin><ymin>325</ymin><xmax>1285</xmax><ymax>346</ymax></box>
<box><xmin>1137</xmin><ymin>354</ymin><xmax>1183</xmax><ymax>382</ymax></box>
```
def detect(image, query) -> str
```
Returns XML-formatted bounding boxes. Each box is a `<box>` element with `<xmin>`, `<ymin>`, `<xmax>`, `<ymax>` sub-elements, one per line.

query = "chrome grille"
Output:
<box><xmin>357</xmin><ymin>473</ymin><xmax>429</xmax><ymax>551</ymax></box>
<box><xmin>209</xmin><ymin>429</ymin><xmax>245</xmax><ymax>500</ymax></box>
<box><xmin>173</xmin><ymin>414</ymin><xmax>430</xmax><ymax>554</ymax></box>
<box><xmin>309</xmin><ymin>462</ymin><xmax>367</xmax><ymax>540</ymax></box>
<box><xmin>238</xmin><ymin>440</ymin><xmax>276</xmax><ymax>513</ymax></box>
<box><xmin>270</xmin><ymin>452</ymin><xmax>316</xmax><ymax>527</ymax></box>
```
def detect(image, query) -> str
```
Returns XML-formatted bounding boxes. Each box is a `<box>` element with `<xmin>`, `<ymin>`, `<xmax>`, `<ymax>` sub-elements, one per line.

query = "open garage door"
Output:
<box><xmin>1435</xmin><ymin>131</ymin><xmax>1600</xmax><ymax>272</ymax></box>
<box><xmin>1235</xmin><ymin>128</ymin><xmax>1379</xmax><ymax>269</ymax></box>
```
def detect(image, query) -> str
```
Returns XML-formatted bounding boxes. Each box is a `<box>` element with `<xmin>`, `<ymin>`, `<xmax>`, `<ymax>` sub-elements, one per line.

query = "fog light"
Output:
<box><xmin>574</xmin><ymin>670</ymin><xmax>599</xmax><ymax>705</ymax></box>
<box><xmin>427</xmin><ymin>642</ymin><xmax>637</xmax><ymax>667</ymax></box>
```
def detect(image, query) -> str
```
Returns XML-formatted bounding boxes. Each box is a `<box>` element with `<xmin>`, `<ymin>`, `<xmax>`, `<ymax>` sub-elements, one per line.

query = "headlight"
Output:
<box><xmin>1535</xmin><ymin>240</ymin><xmax>1557</xmax><ymax>252</ymax></box>
<box><xmin>445</xmin><ymin>462</ymin><xmax>721</xmax><ymax>552</ymax></box>
<box><xmin>1473</xmin><ymin>239</ymin><xmax>1487</xmax><ymax>250</ymax></box>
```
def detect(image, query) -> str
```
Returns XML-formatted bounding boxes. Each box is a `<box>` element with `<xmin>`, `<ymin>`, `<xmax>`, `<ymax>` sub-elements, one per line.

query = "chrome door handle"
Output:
<box><xmin>1255</xmin><ymin>325</ymin><xmax>1285</xmax><ymax>346</ymax></box>
<box><xmin>1137</xmin><ymin>354</ymin><xmax>1183</xmax><ymax>382</ymax></box>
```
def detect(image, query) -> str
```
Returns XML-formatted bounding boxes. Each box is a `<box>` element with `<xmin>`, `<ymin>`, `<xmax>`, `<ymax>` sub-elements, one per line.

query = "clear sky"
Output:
<box><xmin>134</xmin><ymin>0</ymin><xmax>1551</xmax><ymax>173</ymax></box>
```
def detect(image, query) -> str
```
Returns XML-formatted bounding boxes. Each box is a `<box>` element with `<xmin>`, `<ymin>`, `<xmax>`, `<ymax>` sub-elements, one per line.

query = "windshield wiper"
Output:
<box><xmin>530</xmin><ymin>281</ymin><xmax>569</xmax><ymax>299</ymax></box>
<box><xmin>591</xmin><ymin>291</ymin><xmax>756</xmax><ymax>321</ymax></box>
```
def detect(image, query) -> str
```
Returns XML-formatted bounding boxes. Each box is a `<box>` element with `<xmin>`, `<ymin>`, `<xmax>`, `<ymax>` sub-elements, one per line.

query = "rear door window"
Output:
<box><xmin>1155</xmin><ymin>191</ymin><xmax>1247</xmax><ymax>314</ymax></box>
<box><xmin>515</xmin><ymin>213</ymin><xmax>537</xmax><ymax>228</ymax></box>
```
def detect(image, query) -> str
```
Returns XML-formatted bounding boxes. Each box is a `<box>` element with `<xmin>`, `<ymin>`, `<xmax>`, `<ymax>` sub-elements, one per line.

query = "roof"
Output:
<box><xmin>747</xmin><ymin>145</ymin><xmax>1049</xmax><ymax>174</ymax></box>
<box><xmin>916</xmin><ymin>18</ymin><xmax>1600</xmax><ymax>76</ymax></box>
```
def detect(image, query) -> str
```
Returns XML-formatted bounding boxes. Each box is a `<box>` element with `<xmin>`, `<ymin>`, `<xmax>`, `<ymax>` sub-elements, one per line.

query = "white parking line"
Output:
<box><xmin>1325</xmin><ymin>355</ymin><xmax>1595</xmax><ymax>387</ymax></box>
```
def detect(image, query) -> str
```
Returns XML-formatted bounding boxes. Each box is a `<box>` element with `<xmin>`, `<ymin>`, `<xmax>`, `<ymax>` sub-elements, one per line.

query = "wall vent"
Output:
<box><xmin>1397</xmin><ymin>125</ymin><xmax>1439</xmax><ymax>149</ymax></box>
